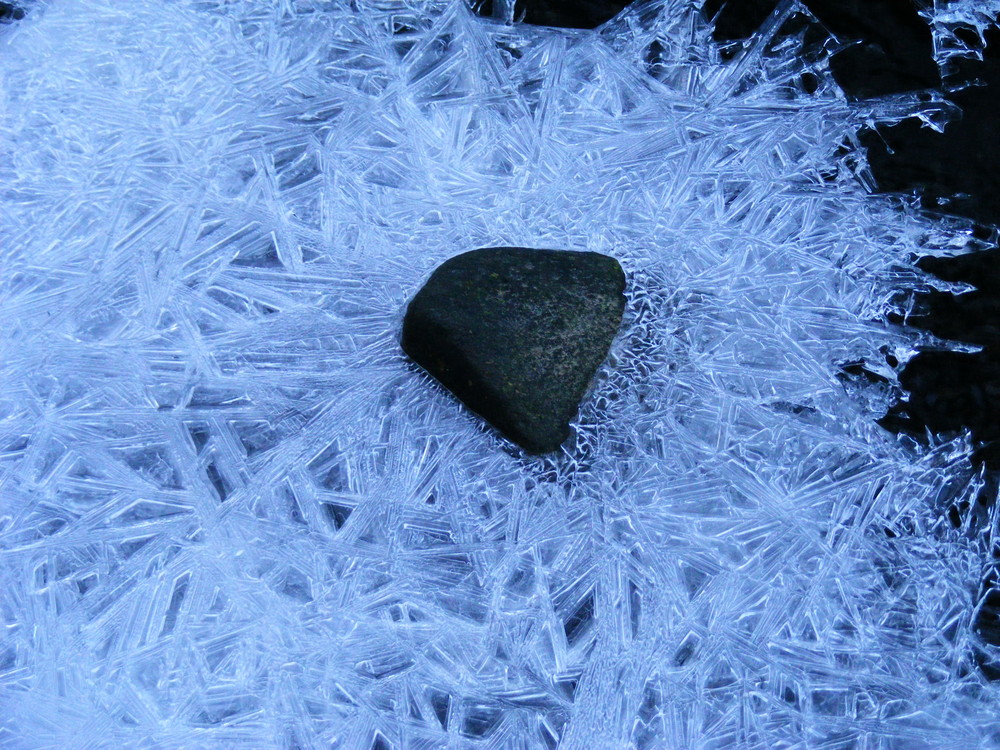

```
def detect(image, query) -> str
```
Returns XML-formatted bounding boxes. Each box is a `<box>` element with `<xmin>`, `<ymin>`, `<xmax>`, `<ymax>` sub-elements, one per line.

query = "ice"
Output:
<box><xmin>1</xmin><ymin>0</ymin><xmax>1000</xmax><ymax>747</ymax></box>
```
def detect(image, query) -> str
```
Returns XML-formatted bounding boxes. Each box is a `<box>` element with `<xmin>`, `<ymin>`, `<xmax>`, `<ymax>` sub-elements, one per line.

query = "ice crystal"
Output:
<box><xmin>1</xmin><ymin>0</ymin><xmax>999</xmax><ymax>747</ymax></box>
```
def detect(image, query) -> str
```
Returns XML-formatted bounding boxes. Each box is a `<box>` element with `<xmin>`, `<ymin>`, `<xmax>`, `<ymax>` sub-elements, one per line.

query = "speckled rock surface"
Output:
<box><xmin>401</xmin><ymin>247</ymin><xmax>626</xmax><ymax>454</ymax></box>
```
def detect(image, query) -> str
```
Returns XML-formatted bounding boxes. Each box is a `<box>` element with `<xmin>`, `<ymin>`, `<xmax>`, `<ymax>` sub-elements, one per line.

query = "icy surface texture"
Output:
<box><xmin>931</xmin><ymin>0</ymin><xmax>1000</xmax><ymax>79</ymax></box>
<box><xmin>1</xmin><ymin>0</ymin><xmax>998</xmax><ymax>747</ymax></box>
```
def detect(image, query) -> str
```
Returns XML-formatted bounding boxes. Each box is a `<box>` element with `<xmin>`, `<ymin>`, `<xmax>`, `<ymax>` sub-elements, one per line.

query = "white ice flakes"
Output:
<box><xmin>1</xmin><ymin>0</ymin><xmax>998</xmax><ymax>747</ymax></box>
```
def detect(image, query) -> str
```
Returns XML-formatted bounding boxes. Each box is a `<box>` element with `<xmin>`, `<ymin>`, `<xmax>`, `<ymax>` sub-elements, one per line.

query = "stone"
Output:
<box><xmin>401</xmin><ymin>247</ymin><xmax>626</xmax><ymax>454</ymax></box>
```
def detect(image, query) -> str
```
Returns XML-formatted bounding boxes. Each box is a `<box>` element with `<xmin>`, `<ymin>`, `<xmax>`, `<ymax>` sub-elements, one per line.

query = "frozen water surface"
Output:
<box><xmin>1</xmin><ymin>0</ymin><xmax>999</xmax><ymax>747</ymax></box>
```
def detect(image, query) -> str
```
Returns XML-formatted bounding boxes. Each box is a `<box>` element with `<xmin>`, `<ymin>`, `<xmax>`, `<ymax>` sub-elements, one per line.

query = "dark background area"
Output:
<box><xmin>0</xmin><ymin>2</ymin><xmax>25</xmax><ymax>22</ymax></box>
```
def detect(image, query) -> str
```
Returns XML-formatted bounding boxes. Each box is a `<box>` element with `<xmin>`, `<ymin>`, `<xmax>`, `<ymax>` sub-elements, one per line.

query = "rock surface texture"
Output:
<box><xmin>401</xmin><ymin>247</ymin><xmax>626</xmax><ymax>454</ymax></box>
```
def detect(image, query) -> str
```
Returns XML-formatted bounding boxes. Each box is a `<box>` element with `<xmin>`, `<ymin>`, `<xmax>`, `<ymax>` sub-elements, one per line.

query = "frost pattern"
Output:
<box><xmin>1</xmin><ymin>0</ymin><xmax>998</xmax><ymax>748</ymax></box>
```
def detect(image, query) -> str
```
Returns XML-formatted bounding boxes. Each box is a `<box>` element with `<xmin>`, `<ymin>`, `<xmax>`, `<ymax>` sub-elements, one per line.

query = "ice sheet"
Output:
<box><xmin>1</xmin><ymin>0</ymin><xmax>998</xmax><ymax>747</ymax></box>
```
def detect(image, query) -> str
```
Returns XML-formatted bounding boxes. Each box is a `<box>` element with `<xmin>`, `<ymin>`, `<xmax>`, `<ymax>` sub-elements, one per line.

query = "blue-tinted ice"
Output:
<box><xmin>1</xmin><ymin>0</ymin><xmax>999</xmax><ymax>746</ymax></box>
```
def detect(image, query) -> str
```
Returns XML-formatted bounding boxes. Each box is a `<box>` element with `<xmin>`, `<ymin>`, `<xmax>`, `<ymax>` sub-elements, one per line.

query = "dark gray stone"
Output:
<box><xmin>401</xmin><ymin>247</ymin><xmax>626</xmax><ymax>454</ymax></box>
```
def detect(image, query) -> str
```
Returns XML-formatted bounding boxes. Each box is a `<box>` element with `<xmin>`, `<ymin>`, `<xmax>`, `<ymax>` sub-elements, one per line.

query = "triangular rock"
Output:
<box><xmin>401</xmin><ymin>247</ymin><xmax>626</xmax><ymax>454</ymax></box>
